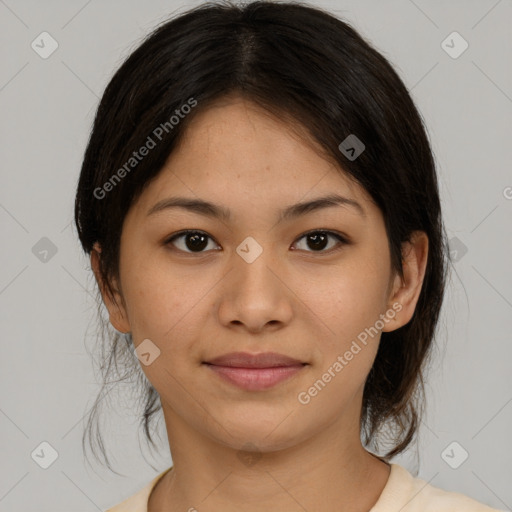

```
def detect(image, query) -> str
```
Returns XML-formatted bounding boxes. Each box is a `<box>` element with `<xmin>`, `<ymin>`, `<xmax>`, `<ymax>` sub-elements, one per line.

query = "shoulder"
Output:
<box><xmin>371</xmin><ymin>463</ymin><xmax>504</xmax><ymax>512</ymax></box>
<box><xmin>104</xmin><ymin>467</ymin><xmax>173</xmax><ymax>512</ymax></box>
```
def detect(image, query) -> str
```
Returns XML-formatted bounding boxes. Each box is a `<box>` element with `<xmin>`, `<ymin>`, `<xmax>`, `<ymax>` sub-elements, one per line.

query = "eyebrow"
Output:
<box><xmin>146</xmin><ymin>193</ymin><xmax>366</xmax><ymax>222</ymax></box>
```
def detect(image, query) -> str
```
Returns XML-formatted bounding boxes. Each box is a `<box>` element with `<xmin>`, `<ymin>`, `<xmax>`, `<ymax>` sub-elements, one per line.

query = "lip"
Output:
<box><xmin>205</xmin><ymin>351</ymin><xmax>305</xmax><ymax>368</ymax></box>
<box><xmin>203</xmin><ymin>352</ymin><xmax>307</xmax><ymax>391</ymax></box>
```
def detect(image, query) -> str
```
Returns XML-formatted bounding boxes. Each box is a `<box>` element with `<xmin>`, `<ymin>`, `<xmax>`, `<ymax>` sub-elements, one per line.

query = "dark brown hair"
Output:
<box><xmin>74</xmin><ymin>0</ymin><xmax>450</xmax><ymax>473</ymax></box>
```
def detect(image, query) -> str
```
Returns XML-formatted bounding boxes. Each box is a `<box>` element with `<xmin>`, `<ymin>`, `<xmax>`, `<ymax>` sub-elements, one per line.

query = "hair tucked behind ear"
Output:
<box><xmin>75</xmin><ymin>0</ymin><xmax>450</xmax><ymax>472</ymax></box>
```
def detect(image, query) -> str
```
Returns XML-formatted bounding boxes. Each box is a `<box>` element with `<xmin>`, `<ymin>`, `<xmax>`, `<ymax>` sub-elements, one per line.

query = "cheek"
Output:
<box><xmin>303</xmin><ymin>262</ymin><xmax>389</xmax><ymax>347</ymax></box>
<box><xmin>297</xmin><ymin>273</ymin><xmax>384</xmax><ymax>409</ymax></box>
<box><xmin>122</xmin><ymin>266</ymin><xmax>206</xmax><ymax>392</ymax></box>
<box><xmin>119</xmin><ymin>257</ymin><xmax>195</xmax><ymax>342</ymax></box>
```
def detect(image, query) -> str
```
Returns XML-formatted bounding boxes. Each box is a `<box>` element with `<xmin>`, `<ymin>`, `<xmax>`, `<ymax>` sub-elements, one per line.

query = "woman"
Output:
<box><xmin>74</xmin><ymin>1</ymin><xmax>502</xmax><ymax>510</ymax></box>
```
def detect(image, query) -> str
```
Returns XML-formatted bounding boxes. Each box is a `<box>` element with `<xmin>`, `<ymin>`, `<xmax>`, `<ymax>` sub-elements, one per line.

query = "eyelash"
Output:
<box><xmin>164</xmin><ymin>229</ymin><xmax>350</xmax><ymax>256</ymax></box>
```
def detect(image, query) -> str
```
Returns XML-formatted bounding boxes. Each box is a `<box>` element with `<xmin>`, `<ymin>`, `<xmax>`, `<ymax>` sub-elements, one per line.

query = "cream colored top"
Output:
<box><xmin>105</xmin><ymin>463</ymin><xmax>504</xmax><ymax>511</ymax></box>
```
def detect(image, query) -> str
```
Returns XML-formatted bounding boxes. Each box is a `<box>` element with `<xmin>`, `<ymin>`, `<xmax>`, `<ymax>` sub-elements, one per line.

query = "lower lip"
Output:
<box><xmin>204</xmin><ymin>364</ymin><xmax>305</xmax><ymax>391</ymax></box>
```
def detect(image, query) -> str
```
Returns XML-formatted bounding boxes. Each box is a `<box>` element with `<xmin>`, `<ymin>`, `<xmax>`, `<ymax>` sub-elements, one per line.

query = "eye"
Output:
<box><xmin>164</xmin><ymin>229</ymin><xmax>349</xmax><ymax>255</ymax></box>
<box><xmin>292</xmin><ymin>230</ymin><xmax>349</xmax><ymax>254</ymax></box>
<box><xmin>165</xmin><ymin>230</ymin><xmax>220</xmax><ymax>253</ymax></box>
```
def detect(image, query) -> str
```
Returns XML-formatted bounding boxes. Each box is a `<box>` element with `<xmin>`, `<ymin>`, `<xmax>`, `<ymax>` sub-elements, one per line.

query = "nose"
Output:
<box><xmin>216</xmin><ymin>241</ymin><xmax>294</xmax><ymax>333</ymax></box>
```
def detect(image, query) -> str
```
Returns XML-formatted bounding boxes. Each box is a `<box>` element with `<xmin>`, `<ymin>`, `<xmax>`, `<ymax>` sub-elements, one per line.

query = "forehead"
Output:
<box><xmin>171</xmin><ymin>97</ymin><xmax>341</xmax><ymax>181</ymax></box>
<box><xmin>130</xmin><ymin>97</ymin><xmax>378</xmax><ymax>222</ymax></box>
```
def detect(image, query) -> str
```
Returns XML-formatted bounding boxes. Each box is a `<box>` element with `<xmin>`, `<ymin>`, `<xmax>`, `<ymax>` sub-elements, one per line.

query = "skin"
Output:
<box><xmin>91</xmin><ymin>95</ymin><xmax>428</xmax><ymax>512</ymax></box>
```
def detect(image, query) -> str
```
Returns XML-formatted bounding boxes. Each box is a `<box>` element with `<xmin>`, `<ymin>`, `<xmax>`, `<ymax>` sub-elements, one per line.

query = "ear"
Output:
<box><xmin>382</xmin><ymin>231</ymin><xmax>429</xmax><ymax>332</ymax></box>
<box><xmin>90</xmin><ymin>242</ymin><xmax>131</xmax><ymax>334</ymax></box>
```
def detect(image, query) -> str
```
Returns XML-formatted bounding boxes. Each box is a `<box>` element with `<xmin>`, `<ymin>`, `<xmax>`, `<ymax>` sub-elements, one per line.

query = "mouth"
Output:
<box><xmin>202</xmin><ymin>352</ymin><xmax>308</xmax><ymax>391</ymax></box>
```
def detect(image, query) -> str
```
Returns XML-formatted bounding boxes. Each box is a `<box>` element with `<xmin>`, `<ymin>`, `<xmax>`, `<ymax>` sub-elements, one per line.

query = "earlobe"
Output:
<box><xmin>382</xmin><ymin>231</ymin><xmax>429</xmax><ymax>332</ymax></box>
<box><xmin>90</xmin><ymin>242</ymin><xmax>131</xmax><ymax>334</ymax></box>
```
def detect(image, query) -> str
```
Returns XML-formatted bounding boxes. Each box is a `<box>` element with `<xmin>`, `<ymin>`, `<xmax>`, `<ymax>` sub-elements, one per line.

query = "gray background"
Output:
<box><xmin>1</xmin><ymin>0</ymin><xmax>511</xmax><ymax>510</ymax></box>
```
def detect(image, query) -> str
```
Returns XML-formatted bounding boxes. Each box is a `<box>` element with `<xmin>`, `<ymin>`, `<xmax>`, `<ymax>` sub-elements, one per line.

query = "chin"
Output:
<box><xmin>206</xmin><ymin>414</ymin><xmax>313</xmax><ymax>454</ymax></box>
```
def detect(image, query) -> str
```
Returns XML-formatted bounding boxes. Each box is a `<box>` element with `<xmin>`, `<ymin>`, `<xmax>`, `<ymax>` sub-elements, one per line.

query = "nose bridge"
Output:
<box><xmin>239</xmin><ymin>226</ymin><xmax>294</xmax><ymax>275</ymax></box>
<box><xmin>235</xmin><ymin>234</ymin><xmax>266</xmax><ymax>265</ymax></box>
<box><xmin>232</xmin><ymin>234</ymin><xmax>280</xmax><ymax>288</ymax></box>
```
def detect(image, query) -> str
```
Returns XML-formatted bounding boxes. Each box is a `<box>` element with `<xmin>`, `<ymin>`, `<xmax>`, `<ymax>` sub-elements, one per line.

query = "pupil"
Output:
<box><xmin>186</xmin><ymin>232</ymin><xmax>208</xmax><ymax>251</ymax></box>
<box><xmin>308</xmin><ymin>232</ymin><xmax>328</xmax><ymax>251</ymax></box>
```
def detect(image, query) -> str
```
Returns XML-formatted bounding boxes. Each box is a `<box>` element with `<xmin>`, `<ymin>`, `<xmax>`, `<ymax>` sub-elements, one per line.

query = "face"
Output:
<box><xmin>93</xmin><ymin>96</ymin><xmax>426</xmax><ymax>454</ymax></box>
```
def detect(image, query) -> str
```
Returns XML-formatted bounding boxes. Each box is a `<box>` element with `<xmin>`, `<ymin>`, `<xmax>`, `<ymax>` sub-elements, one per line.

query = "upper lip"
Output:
<box><xmin>204</xmin><ymin>352</ymin><xmax>306</xmax><ymax>368</ymax></box>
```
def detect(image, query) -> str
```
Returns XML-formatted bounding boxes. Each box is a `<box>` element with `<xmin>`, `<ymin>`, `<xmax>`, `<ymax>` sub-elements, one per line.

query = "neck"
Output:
<box><xmin>148</xmin><ymin>405</ymin><xmax>391</xmax><ymax>512</ymax></box>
